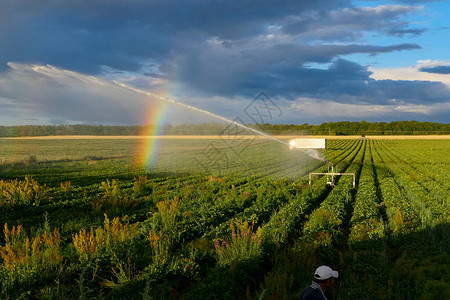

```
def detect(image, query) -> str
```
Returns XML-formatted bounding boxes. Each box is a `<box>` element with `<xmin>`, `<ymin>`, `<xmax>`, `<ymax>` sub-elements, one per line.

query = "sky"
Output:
<box><xmin>0</xmin><ymin>0</ymin><xmax>449</xmax><ymax>126</ymax></box>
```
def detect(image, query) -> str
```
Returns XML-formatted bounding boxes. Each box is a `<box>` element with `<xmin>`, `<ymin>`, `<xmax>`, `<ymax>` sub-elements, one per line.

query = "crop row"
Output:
<box><xmin>301</xmin><ymin>140</ymin><xmax>365</xmax><ymax>247</ymax></box>
<box><xmin>348</xmin><ymin>141</ymin><xmax>384</xmax><ymax>249</ymax></box>
<box><xmin>376</xmin><ymin>140</ymin><xmax>449</xmax><ymax>205</ymax></box>
<box><xmin>370</xmin><ymin>144</ymin><xmax>420</xmax><ymax>234</ymax></box>
<box><xmin>261</xmin><ymin>140</ymin><xmax>363</xmax><ymax>245</ymax></box>
<box><xmin>374</xmin><ymin>141</ymin><xmax>449</xmax><ymax>225</ymax></box>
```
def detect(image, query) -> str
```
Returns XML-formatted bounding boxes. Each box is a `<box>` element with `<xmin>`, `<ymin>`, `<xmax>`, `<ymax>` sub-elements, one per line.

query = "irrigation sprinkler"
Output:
<box><xmin>289</xmin><ymin>138</ymin><xmax>356</xmax><ymax>188</ymax></box>
<box><xmin>309</xmin><ymin>162</ymin><xmax>356</xmax><ymax>188</ymax></box>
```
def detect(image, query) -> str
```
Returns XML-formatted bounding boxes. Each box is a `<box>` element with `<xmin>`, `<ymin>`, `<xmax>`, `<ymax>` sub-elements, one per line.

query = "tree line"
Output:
<box><xmin>0</xmin><ymin>121</ymin><xmax>449</xmax><ymax>137</ymax></box>
<box><xmin>254</xmin><ymin>120</ymin><xmax>450</xmax><ymax>135</ymax></box>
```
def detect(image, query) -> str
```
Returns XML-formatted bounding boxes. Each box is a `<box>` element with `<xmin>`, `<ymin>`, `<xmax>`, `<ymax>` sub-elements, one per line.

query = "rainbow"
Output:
<box><xmin>135</xmin><ymin>99</ymin><xmax>169</xmax><ymax>169</ymax></box>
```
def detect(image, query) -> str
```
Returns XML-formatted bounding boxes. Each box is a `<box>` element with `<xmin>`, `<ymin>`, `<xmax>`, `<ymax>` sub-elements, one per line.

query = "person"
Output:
<box><xmin>299</xmin><ymin>265</ymin><xmax>338</xmax><ymax>300</ymax></box>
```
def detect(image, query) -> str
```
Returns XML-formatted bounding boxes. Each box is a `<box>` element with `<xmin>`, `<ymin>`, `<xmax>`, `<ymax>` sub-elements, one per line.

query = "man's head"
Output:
<box><xmin>313</xmin><ymin>265</ymin><xmax>339</xmax><ymax>288</ymax></box>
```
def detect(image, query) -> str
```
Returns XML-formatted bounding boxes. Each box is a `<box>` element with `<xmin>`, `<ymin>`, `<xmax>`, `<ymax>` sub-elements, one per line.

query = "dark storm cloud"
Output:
<box><xmin>419</xmin><ymin>65</ymin><xmax>450</xmax><ymax>74</ymax></box>
<box><xmin>1</xmin><ymin>0</ymin><xmax>447</xmax><ymax>125</ymax></box>
<box><xmin>387</xmin><ymin>28</ymin><xmax>427</xmax><ymax>36</ymax></box>
<box><xmin>370</xmin><ymin>80</ymin><xmax>450</xmax><ymax>104</ymax></box>
<box><xmin>2</xmin><ymin>0</ymin><xmax>344</xmax><ymax>35</ymax></box>
<box><xmin>283</xmin><ymin>4</ymin><xmax>424</xmax><ymax>40</ymax></box>
<box><xmin>0</xmin><ymin>10</ymin><xmax>175</xmax><ymax>73</ymax></box>
<box><xmin>238</xmin><ymin>59</ymin><xmax>450</xmax><ymax>105</ymax></box>
<box><xmin>0</xmin><ymin>0</ymin><xmax>422</xmax><ymax>76</ymax></box>
<box><xmin>0</xmin><ymin>0</ymin><xmax>346</xmax><ymax>72</ymax></box>
<box><xmin>172</xmin><ymin>42</ymin><xmax>420</xmax><ymax>98</ymax></box>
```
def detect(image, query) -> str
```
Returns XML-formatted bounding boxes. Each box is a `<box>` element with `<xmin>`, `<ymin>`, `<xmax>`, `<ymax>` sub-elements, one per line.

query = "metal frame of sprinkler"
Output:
<box><xmin>288</xmin><ymin>138</ymin><xmax>356</xmax><ymax>189</ymax></box>
<box><xmin>309</xmin><ymin>162</ymin><xmax>356</xmax><ymax>188</ymax></box>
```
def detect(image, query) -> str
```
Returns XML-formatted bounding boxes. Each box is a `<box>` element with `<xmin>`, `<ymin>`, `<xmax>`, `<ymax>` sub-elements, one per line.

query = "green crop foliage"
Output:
<box><xmin>0</xmin><ymin>137</ymin><xmax>448</xmax><ymax>299</ymax></box>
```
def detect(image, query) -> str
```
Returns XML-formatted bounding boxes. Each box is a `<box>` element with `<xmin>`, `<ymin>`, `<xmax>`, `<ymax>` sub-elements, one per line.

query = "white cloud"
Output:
<box><xmin>287</xmin><ymin>97</ymin><xmax>450</xmax><ymax>121</ymax></box>
<box><xmin>0</xmin><ymin>63</ymin><xmax>248</xmax><ymax>126</ymax></box>
<box><xmin>369</xmin><ymin>60</ymin><xmax>450</xmax><ymax>87</ymax></box>
<box><xmin>1</xmin><ymin>62</ymin><xmax>449</xmax><ymax>126</ymax></box>
<box><xmin>0</xmin><ymin>63</ymin><xmax>153</xmax><ymax>125</ymax></box>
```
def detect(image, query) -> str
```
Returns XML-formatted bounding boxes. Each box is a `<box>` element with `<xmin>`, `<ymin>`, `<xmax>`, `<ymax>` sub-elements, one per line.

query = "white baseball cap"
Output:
<box><xmin>314</xmin><ymin>265</ymin><xmax>339</xmax><ymax>280</ymax></box>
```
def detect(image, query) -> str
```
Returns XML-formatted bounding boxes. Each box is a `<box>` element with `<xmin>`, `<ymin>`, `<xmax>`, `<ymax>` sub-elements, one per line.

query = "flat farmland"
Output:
<box><xmin>0</xmin><ymin>136</ymin><xmax>448</xmax><ymax>299</ymax></box>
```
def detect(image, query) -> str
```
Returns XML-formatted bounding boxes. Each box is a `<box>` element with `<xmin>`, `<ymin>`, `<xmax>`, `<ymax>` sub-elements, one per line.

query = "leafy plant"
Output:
<box><xmin>0</xmin><ymin>175</ymin><xmax>49</xmax><ymax>207</ymax></box>
<box><xmin>72</xmin><ymin>214</ymin><xmax>139</xmax><ymax>261</ymax></box>
<box><xmin>0</xmin><ymin>223</ymin><xmax>63</xmax><ymax>297</ymax></box>
<box><xmin>214</xmin><ymin>218</ymin><xmax>262</xmax><ymax>266</ymax></box>
<box><xmin>92</xmin><ymin>179</ymin><xmax>137</xmax><ymax>211</ymax></box>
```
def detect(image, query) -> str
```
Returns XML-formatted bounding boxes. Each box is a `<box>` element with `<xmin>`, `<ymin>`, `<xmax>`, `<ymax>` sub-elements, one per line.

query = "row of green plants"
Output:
<box><xmin>374</xmin><ymin>141</ymin><xmax>449</xmax><ymax>225</ymax></box>
<box><xmin>301</xmin><ymin>140</ymin><xmax>365</xmax><ymax>247</ymax></box>
<box><xmin>371</xmin><ymin>141</ymin><xmax>449</xmax><ymax>299</ymax></box>
<box><xmin>338</xmin><ymin>141</ymin><xmax>391</xmax><ymax>299</ymax></box>
<box><xmin>261</xmin><ymin>139</ymin><xmax>362</xmax><ymax>245</ymax></box>
<box><xmin>348</xmin><ymin>142</ymin><xmax>385</xmax><ymax>248</ymax></box>
<box><xmin>376</xmin><ymin>140</ymin><xmax>449</xmax><ymax>207</ymax></box>
<box><xmin>371</xmin><ymin>142</ymin><xmax>421</xmax><ymax>234</ymax></box>
<box><xmin>1</xmin><ymin>138</ymin><xmax>448</xmax><ymax>299</ymax></box>
<box><xmin>0</xmin><ymin>174</ymin><xmax>307</xmax><ymax>298</ymax></box>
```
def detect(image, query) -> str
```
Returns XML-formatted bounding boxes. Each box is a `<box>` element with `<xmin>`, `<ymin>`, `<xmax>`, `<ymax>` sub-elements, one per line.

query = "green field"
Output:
<box><xmin>0</xmin><ymin>137</ymin><xmax>449</xmax><ymax>299</ymax></box>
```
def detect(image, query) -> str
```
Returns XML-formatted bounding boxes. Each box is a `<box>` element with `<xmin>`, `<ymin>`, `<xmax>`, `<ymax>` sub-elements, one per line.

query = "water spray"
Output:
<box><xmin>112</xmin><ymin>81</ymin><xmax>327</xmax><ymax>163</ymax></box>
<box><xmin>114</xmin><ymin>81</ymin><xmax>344</xmax><ymax>185</ymax></box>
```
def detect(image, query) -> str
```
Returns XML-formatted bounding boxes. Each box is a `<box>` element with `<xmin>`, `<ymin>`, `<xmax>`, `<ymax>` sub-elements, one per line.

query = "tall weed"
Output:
<box><xmin>72</xmin><ymin>214</ymin><xmax>139</xmax><ymax>261</ymax></box>
<box><xmin>133</xmin><ymin>175</ymin><xmax>154</xmax><ymax>196</ymax></box>
<box><xmin>1</xmin><ymin>224</ymin><xmax>62</xmax><ymax>272</ymax></box>
<box><xmin>92</xmin><ymin>179</ymin><xmax>136</xmax><ymax>211</ymax></box>
<box><xmin>0</xmin><ymin>176</ymin><xmax>49</xmax><ymax>207</ymax></box>
<box><xmin>147</xmin><ymin>197</ymin><xmax>181</xmax><ymax>264</ymax></box>
<box><xmin>0</xmin><ymin>223</ymin><xmax>63</xmax><ymax>296</ymax></box>
<box><xmin>214</xmin><ymin>218</ymin><xmax>262</xmax><ymax>266</ymax></box>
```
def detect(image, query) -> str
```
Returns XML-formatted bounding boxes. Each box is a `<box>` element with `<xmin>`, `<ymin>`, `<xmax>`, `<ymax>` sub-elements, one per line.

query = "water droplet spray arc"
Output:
<box><xmin>113</xmin><ymin>80</ymin><xmax>327</xmax><ymax>163</ymax></box>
